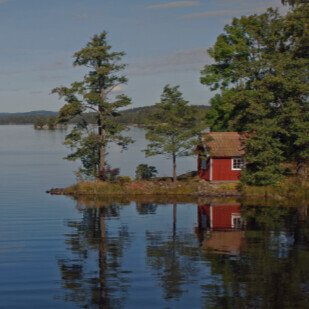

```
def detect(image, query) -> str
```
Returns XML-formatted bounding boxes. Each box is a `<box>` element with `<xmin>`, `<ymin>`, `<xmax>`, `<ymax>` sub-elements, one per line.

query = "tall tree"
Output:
<box><xmin>144</xmin><ymin>85</ymin><xmax>205</xmax><ymax>182</ymax></box>
<box><xmin>201</xmin><ymin>4</ymin><xmax>309</xmax><ymax>185</ymax></box>
<box><xmin>53</xmin><ymin>32</ymin><xmax>132</xmax><ymax>179</ymax></box>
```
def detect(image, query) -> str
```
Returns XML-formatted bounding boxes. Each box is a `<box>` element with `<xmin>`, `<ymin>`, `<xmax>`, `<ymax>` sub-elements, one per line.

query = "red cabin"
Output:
<box><xmin>197</xmin><ymin>203</ymin><xmax>242</xmax><ymax>231</ymax></box>
<box><xmin>197</xmin><ymin>132</ymin><xmax>245</xmax><ymax>181</ymax></box>
<box><xmin>197</xmin><ymin>203</ymin><xmax>246</xmax><ymax>254</ymax></box>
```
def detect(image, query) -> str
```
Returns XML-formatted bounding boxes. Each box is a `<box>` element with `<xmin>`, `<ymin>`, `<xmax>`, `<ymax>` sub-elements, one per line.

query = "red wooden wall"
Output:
<box><xmin>198</xmin><ymin>204</ymin><xmax>241</xmax><ymax>230</ymax></box>
<box><xmin>197</xmin><ymin>156</ymin><xmax>241</xmax><ymax>181</ymax></box>
<box><xmin>212</xmin><ymin>157</ymin><xmax>241</xmax><ymax>181</ymax></box>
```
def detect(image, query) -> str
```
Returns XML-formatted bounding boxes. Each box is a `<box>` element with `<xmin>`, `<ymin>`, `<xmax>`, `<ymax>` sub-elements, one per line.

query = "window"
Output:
<box><xmin>231</xmin><ymin>214</ymin><xmax>242</xmax><ymax>229</ymax></box>
<box><xmin>232</xmin><ymin>157</ymin><xmax>244</xmax><ymax>170</ymax></box>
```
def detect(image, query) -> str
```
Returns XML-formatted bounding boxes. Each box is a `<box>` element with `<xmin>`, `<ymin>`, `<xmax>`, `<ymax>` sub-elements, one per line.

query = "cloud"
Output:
<box><xmin>111</xmin><ymin>85</ymin><xmax>124</xmax><ymax>93</ymax></box>
<box><xmin>182</xmin><ymin>7</ymin><xmax>271</xmax><ymax>19</ymax></box>
<box><xmin>147</xmin><ymin>1</ymin><xmax>200</xmax><ymax>9</ymax></box>
<box><xmin>127</xmin><ymin>48</ymin><xmax>212</xmax><ymax>76</ymax></box>
<box><xmin>0</xmin><ymin>0</ymin><xmax>8</xmax><ymax>4</ymax></box>
<box><xmin>29</xmin><ymin>91</ymin><xmax>43</xmax><ymax>95</ymax></box>
<box><xmin>0</xmin><ymin>87</ymin><xmax>23</xmax><ymax>92</ymax></box>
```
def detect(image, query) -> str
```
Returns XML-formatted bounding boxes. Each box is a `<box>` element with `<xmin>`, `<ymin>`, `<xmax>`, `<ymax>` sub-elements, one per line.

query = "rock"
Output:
<box><xmin>47</xmin><ymin>188</ymin><xmax>65</xmax><ymax>195</ymax></box>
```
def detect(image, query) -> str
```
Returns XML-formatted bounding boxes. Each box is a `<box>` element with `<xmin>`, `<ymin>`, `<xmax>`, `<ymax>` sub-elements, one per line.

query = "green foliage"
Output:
<box><xmin>102</xmin><ymin>165</ymin><xmax>120</xmax><ymax>182</ymax></box>
<box><xmin>52</xmin><ymin>32</ymin><xmax>132</xmax><ymax>178</ymax></box>
<box><xmin>0</xmin><ymin>111</ymin><xmax>57</xmax><ymax>126</ymax></box>
<box><xmin>116</xmin><ymin>176</ymin><xmax>132</xmax><ymax>184</ymax></box>
<box><xmin>241</xmin><ymin>120</ymin><xmax>285</xmax><ymax>185</ymax></box>
<box><xmin>116</xmin><ymin>105</ymin><xmax>208</xmax><ymax>126</ymax></box>
<box><xmin>47</xmin><ymin>116</ymin><xmax>58</xmax><ymax>130</ymax></box>
<box><xmin>33</xmin><ymin>115</ymin><xmax>60</xmax><ymax>130</ymax></box>
<box><xmin>201</xmin><ymin>3</ymin><xmax>309</xmax><ymax>185</ymax></box>
<box><xmin>144</xmin><ymin>85</ymin><xmax>207</xmax><ymax>181</ymax></box>
<box><xmin>65</xmin><ymin>131</ymin><xmax>100</xmax><ymax>177</ymax></box>
<box><xmin>135</xmin><ymin>164</ymin><xmax>158</xmax><ymax>180</ymax></box>
<box><xmin>33</xmin><ymin>117</ymin><xmax>46</xmax><ymax>129</ymax></box>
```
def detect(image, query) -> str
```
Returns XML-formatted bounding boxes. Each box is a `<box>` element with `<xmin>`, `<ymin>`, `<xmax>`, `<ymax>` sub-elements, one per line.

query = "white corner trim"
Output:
<box><xmin>231</xmin><ymin>214</ymin><xmax>241</xmax><ymax>228</ymax></box>
<box><xmin>209</xmin><ymin>158</ymin><xmax>213</xmax><ymax>181</ymax></box>
<box><xmin>210</xmin><ymin>206</ymin><xmax>213</xmax><ymax>229</ymax></box>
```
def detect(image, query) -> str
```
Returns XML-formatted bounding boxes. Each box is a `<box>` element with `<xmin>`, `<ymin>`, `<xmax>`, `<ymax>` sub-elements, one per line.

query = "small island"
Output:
<box><xmin>46</xmin><ymin>23</ymin><xmax>307</xmax><ymax>207</ymax></box>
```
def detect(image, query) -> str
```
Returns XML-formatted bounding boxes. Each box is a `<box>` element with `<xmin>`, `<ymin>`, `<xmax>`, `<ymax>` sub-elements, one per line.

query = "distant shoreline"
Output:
<box><xmin>0</xmin><ymin>105</ymin><xmax>209</xmax><ymax>126</ymax></box>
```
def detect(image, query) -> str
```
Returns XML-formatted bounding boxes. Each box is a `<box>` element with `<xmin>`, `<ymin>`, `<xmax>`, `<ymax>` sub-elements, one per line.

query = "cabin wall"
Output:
<box><xmin>197</xmin><ymin>156</ymin><xmax>241</xmax><ymax>181</ymax></box>
<box><xmin>212</xmin><ymin>204</ymin><xmax>240</xmax><ymax>229</ymax></box>
<box><xmin>198</xmin><ymin>204</ymin><xmax>241</xmax><ymax>230</ymax></box>
<box><xmin>212</xmin><ymin>157</ymin><xmax>241</xmax><ymax>181</ymax></box>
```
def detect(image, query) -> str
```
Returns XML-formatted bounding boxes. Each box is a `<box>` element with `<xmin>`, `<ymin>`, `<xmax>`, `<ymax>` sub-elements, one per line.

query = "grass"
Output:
<box><xmin>61</xmin><ymin>175</ymin><xmax>308</xmax><ymax>207</ymax></box>
<box><xmin>240</xmin><ymin>177</ymin><xmax>308</xmax><ymax>206</ymax></box>
<box><xmin>64</xmin><ymin>178</ymin><xmax>201</xmax><ymax>196</ymax></box>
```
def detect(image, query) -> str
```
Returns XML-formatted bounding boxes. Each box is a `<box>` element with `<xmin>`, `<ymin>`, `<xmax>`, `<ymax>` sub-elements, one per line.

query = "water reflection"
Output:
<box><xmin>59</xmin><ymin>206</ymin><xmax>131</xmax><ymax>308</ymax></box>
<box><xmin>146</xmin><ymin>203</ymin><xmax>202</xmax><ymax>300</ymax></box>
<box><xmin>196</xmin><ymin>203</ymin><xmax>246</xmax><ymax>255</ymax></box>
<box><xmin>58</xmin><ymin>198</ymin><xmax>309</xmax><ymax>308</ymax></box>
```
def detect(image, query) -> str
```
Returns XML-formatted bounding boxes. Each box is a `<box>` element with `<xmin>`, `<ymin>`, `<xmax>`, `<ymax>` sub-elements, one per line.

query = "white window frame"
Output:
<box><xmin>231</xmin><ymin>157</ymin><xmax>244</xmax><ymax>170</ymax></box>
<box><xmin>231</xmin><ymin>214</ymin><xmax>242</xmax><ymax>229</ymax></box>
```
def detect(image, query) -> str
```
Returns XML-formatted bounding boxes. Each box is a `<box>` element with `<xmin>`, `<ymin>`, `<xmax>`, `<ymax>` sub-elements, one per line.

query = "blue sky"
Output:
<box><xmin>0</xmin><ymin>0</ymin><xmax>284</xmax><ymax>112</ymax></box>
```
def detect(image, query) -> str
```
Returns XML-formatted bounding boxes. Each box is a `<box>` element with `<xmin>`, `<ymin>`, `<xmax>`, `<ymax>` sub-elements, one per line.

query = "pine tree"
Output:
<box><xmin>144</xmin><ymin>85</ymin><xmax>206</xmax><ymax>182</ymax></box>
<box><xmin>52</xmin><ymin>32</ymin><xmax>132</xmax><ymax>179</ymax></box>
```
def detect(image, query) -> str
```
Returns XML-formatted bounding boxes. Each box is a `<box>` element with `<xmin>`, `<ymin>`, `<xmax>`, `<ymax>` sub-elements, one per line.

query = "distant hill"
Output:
<box><xmin>0</xmin><ymin>110</ymin><xmax>57</xmax><ymax>117</ymax></box>
<box><xmin>0</xmin><ymin>105</ymin><xmax>209</xmax><ymax>125</ymax></box>
<box><xmin>118</xmin><ymin>105</ymin><xmax>209</xmax><ymax>125</ymax></box>
<box><xmin>0</xmin><ymin>110</ymin><xmax>58</xmax><ymax>125</ymax></box>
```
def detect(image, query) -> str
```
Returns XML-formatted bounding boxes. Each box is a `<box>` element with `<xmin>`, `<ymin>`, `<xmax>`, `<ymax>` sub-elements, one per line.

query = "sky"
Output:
<box><xmin>0</xmin><ymin>0</ymin><xmax>285</xmax><ymax>112</ymax></box>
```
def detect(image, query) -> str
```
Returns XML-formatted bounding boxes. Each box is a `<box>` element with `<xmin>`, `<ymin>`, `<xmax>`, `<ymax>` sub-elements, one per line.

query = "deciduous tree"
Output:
<box><xmin>201</xmin><ymin>3</ymin><xmax>309</xmax><ymax>184</ymax></box>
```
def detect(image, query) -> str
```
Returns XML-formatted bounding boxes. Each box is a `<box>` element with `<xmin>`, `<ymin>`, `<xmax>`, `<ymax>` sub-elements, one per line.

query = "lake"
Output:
<box><xmin>0</xmin><ymin>125</ymin><xmax>308</xmax><ymax>308</ymax></box>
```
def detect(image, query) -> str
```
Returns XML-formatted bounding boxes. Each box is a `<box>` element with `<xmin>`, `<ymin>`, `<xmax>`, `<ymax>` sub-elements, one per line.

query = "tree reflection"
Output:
<box><xmin>146</xmin><ymin>203</ymin><xmax>202</xmax><ymax>300</ymax></box>
<box><xmin>135</xmin><ymin>202</ymin><xmax>157</xmax><ymax>215</ymax></box>
<box><xmin>200</xmin><ymin>204</ymin><xmax>309</xmax><ymax>309</ymax></box>
<box><xmin>58</xmin><ymin>204</ymin><xmax>131</xmax><ymax>308</ymax></box>
<box><xmin>57</xmin><ymin>197</ymin><xmax>309</xmax><ymax>308</ymax></box>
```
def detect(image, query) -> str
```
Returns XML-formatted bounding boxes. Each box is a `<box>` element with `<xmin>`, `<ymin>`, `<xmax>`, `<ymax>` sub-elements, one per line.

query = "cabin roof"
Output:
<box><xmin>203</xmin><ymin>132</ymin><xmax>245</xmax><ymax>157</ymax></box>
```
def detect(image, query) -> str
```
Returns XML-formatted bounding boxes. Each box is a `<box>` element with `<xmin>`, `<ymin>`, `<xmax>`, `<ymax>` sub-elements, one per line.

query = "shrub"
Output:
<box><xmin>135</xmin><ymin>164</ymin><xmax>158</xmax><ymax>180</ymax></box>
<box><xmin>116</xmin><ymin>176</ymin><xmax>132</xmax><ymax>184</ymax></box>
<box><xmin>101</xmin><ymin>165</ymin><xmax>120</xmax><ymax>182</ymax></box>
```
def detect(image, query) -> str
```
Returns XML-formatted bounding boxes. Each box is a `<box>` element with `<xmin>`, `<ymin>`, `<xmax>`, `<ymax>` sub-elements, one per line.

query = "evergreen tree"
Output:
<box><xmin>144</xmin><ymin>85</ymin><xmax>206</xmax><ymax>182</ymax></box>
<box><xmin>52</xmin><ymin>32</ymin><xmax>132</xmax><ymax>179</ymax></box>
<box><xmin>201</xmin><ymin>3</ymin><xmax>309</xmax><ymax>184</ymax></box>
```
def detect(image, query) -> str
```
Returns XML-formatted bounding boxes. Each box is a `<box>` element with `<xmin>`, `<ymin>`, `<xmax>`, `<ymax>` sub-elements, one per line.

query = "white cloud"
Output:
<box><xmin>147</xmin><ymin>1</ymin><xmax>200</xmax><ymax>9</ymax></box>
<box><xmin>127</xmin><ymin>48</ymin><xmax>212</xmax><ymax>76</ymax></box>
<box><xmin>182</xmin><ymin>7</ymin><xmax>272</xmax><ymax>19</ymax></box>
<box><xmin>111</xmin><ymin>85</ymin><xmax>124</xmax><ymax>93</ymax></box>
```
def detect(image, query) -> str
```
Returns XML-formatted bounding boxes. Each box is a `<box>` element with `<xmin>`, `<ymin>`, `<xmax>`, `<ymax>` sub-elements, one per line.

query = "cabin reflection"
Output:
<box><xmin>196</xmin><ymin>203</ymin><xmax>246</xmax><ymax>255</ymax></box>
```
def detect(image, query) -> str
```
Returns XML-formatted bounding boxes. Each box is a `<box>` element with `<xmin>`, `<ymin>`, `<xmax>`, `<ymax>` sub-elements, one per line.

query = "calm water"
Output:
<box><xmin>0</xmin><ymin>125</ymin><xmax>308</xmax><ymax>308</ymax></box>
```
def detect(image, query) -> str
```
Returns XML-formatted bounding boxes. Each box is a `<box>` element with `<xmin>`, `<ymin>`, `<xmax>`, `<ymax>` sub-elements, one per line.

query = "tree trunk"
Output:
<box><xmin>99</xmin><ymin>140</ymin><xmax>106</xmax><ymax>178</ymax></box>
<box><xmin>97</xmin><ymin>88</ymin><xmax>107</xmax><ymax>179</ymax></box>
<box><xmin>98</xmin><ymin>116</ymin><xmax>106</xmax><ymax>179</ymax></box>
<box><xmin>172</xmin><ymin>152</ymin><xmax>177</xmax><ymax>182</ymax></box>
<box><xmin>173</xmin><ymin>203</ymin><xmax>177</xmax><ymax>239</ymax></box>
<box><xmin>99</xmin><ymin>208</ymin><xmax>109</xmax><ymax>306</ymax></box>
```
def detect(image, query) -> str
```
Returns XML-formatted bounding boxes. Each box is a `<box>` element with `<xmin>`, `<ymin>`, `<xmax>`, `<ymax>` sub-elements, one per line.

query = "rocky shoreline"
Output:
<box><xmin>46</xmin><ymin>177</ymin><xmax>308</xmax><ymax>208</ymax></box>
<box><xmin>46</xmin><ymin>179</ymin><xmax>241</xmax><ymax>198</ymax></box>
